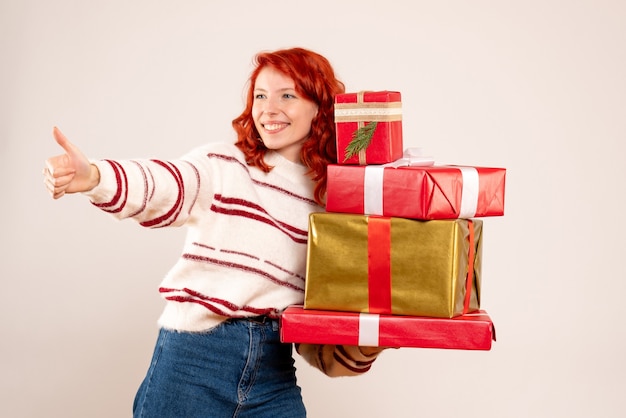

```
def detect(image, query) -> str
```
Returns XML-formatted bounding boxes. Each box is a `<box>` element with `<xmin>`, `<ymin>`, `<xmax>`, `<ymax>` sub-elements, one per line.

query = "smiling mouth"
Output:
<box><xmin>263</xmin><ymin>123</ymin><xmax>289</xmax><ymax>132</ymax></box>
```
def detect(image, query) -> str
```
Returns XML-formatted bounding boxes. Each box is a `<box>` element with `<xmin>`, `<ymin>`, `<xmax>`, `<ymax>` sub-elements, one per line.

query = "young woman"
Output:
<box><xmin>43</xmin><ymin>47</ymin><xmax>385</xmax><ymax>418</ymax></box>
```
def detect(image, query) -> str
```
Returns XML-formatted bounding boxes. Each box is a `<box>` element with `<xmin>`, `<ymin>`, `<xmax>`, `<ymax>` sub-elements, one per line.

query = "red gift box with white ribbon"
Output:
<box><xmin>325</xmin><ymin>154</ymin><xmax>506</xmax><ymax>220</ymax></box>
<box><xmin>335</xmin><ymin>90</ymin><xmax>404</xmax><ymax>165</ymax></box>
<box><xmin>280</xmin><ymin>305</ymin><xmax>495</xmax><ymax>350</ymax></box>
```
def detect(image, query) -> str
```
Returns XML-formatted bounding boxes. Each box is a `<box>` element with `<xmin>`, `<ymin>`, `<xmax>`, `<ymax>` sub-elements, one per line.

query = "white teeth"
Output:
<box><xmin>264</xmin><ymin>123</ymin><xmax>285</xmax><ymax>131</ymax></box>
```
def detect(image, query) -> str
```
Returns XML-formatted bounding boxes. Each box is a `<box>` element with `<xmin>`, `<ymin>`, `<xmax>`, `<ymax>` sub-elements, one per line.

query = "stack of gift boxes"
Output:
<box><xmin>280</xmin><ymin>91</ymin><xmax>506</xmax><ymax>351</ymax></box>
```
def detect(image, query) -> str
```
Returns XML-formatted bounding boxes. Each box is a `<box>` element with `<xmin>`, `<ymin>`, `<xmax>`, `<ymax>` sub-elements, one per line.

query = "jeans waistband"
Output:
<box><xmin>227</xmin><ymin>315</ymin><xmax>275</xmax><ymax>324</ymax></box>
<box><xmin>246</xmin><ymin>315</ymin><xmax>269</xmax><ymax>323</ymax></box>
<box><xmin>233</xmin><ymin>315</ymin><xmax>279</xmax><ymax>331</ymax></box>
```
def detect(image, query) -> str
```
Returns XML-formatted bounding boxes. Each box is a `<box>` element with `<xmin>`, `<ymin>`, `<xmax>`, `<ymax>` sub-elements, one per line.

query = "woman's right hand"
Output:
<box><xmin>43</xmin><ymin>127</ymin><xmax>100</xmax><ymax>199</ymax></box>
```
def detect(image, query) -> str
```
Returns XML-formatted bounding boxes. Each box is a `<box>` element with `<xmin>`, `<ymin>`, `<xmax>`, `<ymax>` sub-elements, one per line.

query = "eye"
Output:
<box><xmin>283</xmin><ymin>92</ymin><xmax>296</xmax><ymax>99</ymax></box>
<box><xmin>254</xmin><ymin>93</ymin><xmax>266</xmax><ymax>100</ymax></box>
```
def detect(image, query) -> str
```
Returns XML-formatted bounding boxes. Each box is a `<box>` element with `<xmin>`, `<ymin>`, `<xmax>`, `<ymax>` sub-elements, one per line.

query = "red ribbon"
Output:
<box><xmin>367</xmin><ymin>216</ymin><xmax>392</xmax><ymax>314</ymax></box>
<box><xmin>368</xmin><ymin>217</ymin><xmax>475</xmax><ymax>316</ymax></box>
<box><xmin>463</xmin><ymin>220</ymin><xmax>476</xmax><ymax>314</ymax></box>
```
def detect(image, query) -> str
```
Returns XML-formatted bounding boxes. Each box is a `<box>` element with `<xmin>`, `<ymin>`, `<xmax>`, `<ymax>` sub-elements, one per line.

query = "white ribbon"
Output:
<box><xmin>364</xmin><ymin>166</ymin><xmax>385</xmax><ymax>215</ymax></box>
<box><xmin>362</xmin><ymin>148</ymin><xmax>480</xmax><ymax>219</ymax></box>
<box><xmin>382</xmin><ymin>147</ymin><xmax>435</xmax><ymax>168</ymax></box>
<box><xmin>334</xmin><ymin>100</ymin><xmax>402</xmax><ymax>122</ymax></box>
<box><xmin>334</xmin><ymin>105</ymin><xmax>403</xmax><ymax>120</ymax></box>
<box><xmin>458</xmin><ymin>167</ymin><xmax>479</xmax><ymax>218</ymax></box>
<box><xmin>358</xmin><ymin>313</ymin><xmax>380</xmax><ymax>346</ymax></box>
<box><xmin>363</xmin><ymin>148</ymin><xmax>433</xmax><ymax>215</ymax></box>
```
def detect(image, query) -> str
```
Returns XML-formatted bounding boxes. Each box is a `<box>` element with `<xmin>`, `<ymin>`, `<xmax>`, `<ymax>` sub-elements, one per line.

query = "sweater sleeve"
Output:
<box><xmin>82</xmin><ymin>148</ymin><xmax>210</xmax><ymax>228</ymax></box>
<box><xmin>295</xmin><ymin>343</ymin><xmax>386</xmax><ymax>377</ymax></box>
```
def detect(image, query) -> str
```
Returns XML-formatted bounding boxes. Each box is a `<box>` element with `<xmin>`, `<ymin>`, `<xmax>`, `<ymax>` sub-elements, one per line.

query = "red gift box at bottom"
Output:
<box><xmin>280</xmin><ymin>305</ymin><xmax>495</xmax><ymax>351</ymax></box>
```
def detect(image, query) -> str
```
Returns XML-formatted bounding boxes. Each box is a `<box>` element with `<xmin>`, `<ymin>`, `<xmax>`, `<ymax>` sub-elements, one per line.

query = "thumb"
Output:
<box><xmin>53</xmin><ymin>126</ymin><xmax>81</xmax><ymax>158</ymax></box>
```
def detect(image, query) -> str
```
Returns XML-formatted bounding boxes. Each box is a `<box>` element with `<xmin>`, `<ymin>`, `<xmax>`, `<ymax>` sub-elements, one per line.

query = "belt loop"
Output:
<box><xmin>248</xmin><ymin>315</ymin><xmax>269</xmax><ymax>324</ymax></box>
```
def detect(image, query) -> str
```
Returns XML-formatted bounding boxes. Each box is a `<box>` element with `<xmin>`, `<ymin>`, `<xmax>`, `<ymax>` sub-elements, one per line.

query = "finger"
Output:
<box><xmin>44</xmin><ymin>175</ymin><xmax>72</xmax><ymax>199</ymax></box>
<box><xmin>44</xmin><ymin>163</ymin><xmax>75</xmax><ymax>179</ymax></box>
<box><xmin>43</xmin><ymin>173</ymin><xmax>60</xmax><ymax>192</ymax></box>
<box><xmin>52</xmin><ymin>126</ymin><xmax>79</xmax><ymax>156</ymax></box>
<box><xmin>47</xmin><ymin>172</ymin><xmax>76</xmax><ymax>189</ymax></box>
<box><xmin>43</xmin><ymin>175</ymin><xmax>65</xmax><ymax>199</ymax></box>
<box><xmin>53</xmin><ymin>189</ymin><xmax>66</xmax><ymax>200</ymax></box>
<box><xmin>45</xmin><ymin>154</ymin><xmax>75</xmax><ymax>176</ymax></box>
<box><xmin>43</xmin><ymin>165</ymin><xmax>75</xmax><ymax>187</ymax></box>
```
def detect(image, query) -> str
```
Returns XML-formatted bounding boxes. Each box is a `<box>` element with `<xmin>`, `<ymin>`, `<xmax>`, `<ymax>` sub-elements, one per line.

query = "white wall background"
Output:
<box><xmin>2</xmin><ymin>1</ymin><xmax>625</xmax><ymax>417</ymax></box>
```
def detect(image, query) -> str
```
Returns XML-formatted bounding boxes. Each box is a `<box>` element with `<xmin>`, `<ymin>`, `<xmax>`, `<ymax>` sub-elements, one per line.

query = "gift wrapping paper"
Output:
<box><xmin>335</xmin><ymin>91</ymin><xmax>403</xmax><ymax>165</ymax></box>
<box><xmin>325</xmin><ymin>164</ymin><xmax>506</xmax><ymax>220</ymax></box>
<box><xmin>280</xmin><ymin>305</ymin><xmax>495</xmax><ymax>350</ymax></box>
<box><xmin>305</xmin><ymin>213</ymin><xmax>482</xmax><ymax>318</ymax></box>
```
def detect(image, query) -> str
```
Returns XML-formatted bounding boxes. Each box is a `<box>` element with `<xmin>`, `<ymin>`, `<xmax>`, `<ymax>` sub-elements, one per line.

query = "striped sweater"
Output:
<box><xmin>84</xmin><ymin>141</ymin><xmax>383</xmax><ymax>376</ymax></box>
<box><xmin>85</xmin><ymin>142</ymin><xmax>321</xmax><ymax>332</ymax></box>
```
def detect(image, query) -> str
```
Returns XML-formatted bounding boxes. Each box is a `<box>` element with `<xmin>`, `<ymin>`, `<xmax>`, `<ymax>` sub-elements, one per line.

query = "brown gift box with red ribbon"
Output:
<box><xmin>304</xmin><ymin>213</ymin><xmax>482</xmax><ymax>318</ymax></box>
<box><xmin>335</xmin><ymin>91</ymin><xmax>404</xmax><ymax>165</ymax></box>
<box><xmin>325</xmin><ymin>163</ymin><xmax>506</xmax><ymax>220</ymax></box>
<box><xmin>280</xmin><ymin>305</ymin><xmax>495</xmax><ymax>350</ymax></box>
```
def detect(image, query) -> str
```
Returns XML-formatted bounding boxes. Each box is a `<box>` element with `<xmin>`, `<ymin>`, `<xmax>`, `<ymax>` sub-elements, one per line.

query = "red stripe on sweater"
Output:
<box><xmin>180</xmin><ymin>288</ymin><xmax>240</xmax><ymax>311</ymax></box>
<box><xmin>164</xmin><ymin>296</ymin><xmax>231</xmax><ymax>316</ymax></box>
<box><xmin>127</xmin><ymin>161</ymin><xmax>150</xmax><ymax>218</ymax></box>
<box><xmin>164</xmin><ymin>297</ymin><xmax>281</xmax><ymax>319</ymax></box>
<box><xmin>333</xmin><ymin>348</ymin><xmax>373</xmax><ymax>374</ymax></box>
<box><xmin>192</xmin><ymin>242</ymin><xmax>216</xmax><ymax>251</ymax></box>
<box><xmin>140</xmin><ymin>160</ymin><xmax>184</xmax><ymax>228</ymax></box>
<box><xmin>205</xmin><ymin>152</ymin><xmax>318</xmax><ymax>206</ymax></box>
<box><xmin>181</xmin><ymin>253</ymin><xmax>305</xmax><ymax>292</ymax></box>
<box><xmin>214</xmin><ymin>194</ymin><xmax>309</xmax><ymax>236</ymax></box>
<box><xmin>336</xmin><ymin>345</ymin><xmax>377</xmax><ymax>366</ymax></box>
<box><xmin>210</xmin><ymin>204</ymin><xmax>308</xmax><ymax>244</ymax></box>
<box><xmin>206</xmin><ymin>152</ymin><xmax>248</xmax><ymax>170</ymax></box>
<box><xmin>219</xmin><ymin>248</ymin><xmax>261</xmax><ymax>261</ymax></box>
<box><xmin>263</xmin><ymin>260</ymin><xmax>305</xmax><ymax>282</ymax></box>
<box><xmin>93</xmin><ymin>160</ymin><xmax>128</xmax><ymax>212</ymax></box>
<box><xmin>181</xmin><ymin>288</ymin><xmax>278</xmax><ymax>316</ymax></box>
<box><xmin>146</xmin><ymin>165</ymin><xmax>156</xmax><ymax>201</ymax></box>
<box><xmin>191</xmin><ymin>243</ymin><xmax>303</xmax><ymax>282</ymax></box>
<box><xmin>251</xmin><ymin>179</ymin><xmax>318</xmax><ymax>205</ymax></box>
<box><xmin>182</xmin><ymin>160</ymin><xmax>201</xmax><ymax>216</ymax></box>
<box><xmin>160</xmin><ymin>287</ymin><xmax>281</xmax><ymax>317</ymax></box>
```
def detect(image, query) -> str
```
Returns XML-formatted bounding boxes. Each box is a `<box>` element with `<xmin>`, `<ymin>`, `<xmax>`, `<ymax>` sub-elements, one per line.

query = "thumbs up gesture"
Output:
<box><xmin>43</xmin><ymin>127</ymin><xmax>100</xmax><ymax>199</ymax></box>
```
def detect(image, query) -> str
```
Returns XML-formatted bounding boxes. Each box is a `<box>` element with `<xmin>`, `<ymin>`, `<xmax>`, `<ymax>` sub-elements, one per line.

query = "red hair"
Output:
<box><xmin>232</xmin><ymin>47</ymin><xmax>345</xmax><ymax>205</ymax></box>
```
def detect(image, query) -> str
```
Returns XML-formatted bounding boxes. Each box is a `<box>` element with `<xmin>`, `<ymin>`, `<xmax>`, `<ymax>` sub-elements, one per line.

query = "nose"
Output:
<box><xmin>262</xmin><ymin>96</ymin><xmax>279</xmax><ymax>115</ymax></box>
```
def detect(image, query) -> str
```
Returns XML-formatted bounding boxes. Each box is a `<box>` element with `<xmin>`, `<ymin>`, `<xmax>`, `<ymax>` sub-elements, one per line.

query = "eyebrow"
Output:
<box><xmin>253</xmin><ymin>87</ymin><xmax>297</xmax><ymax>93</ymax></box>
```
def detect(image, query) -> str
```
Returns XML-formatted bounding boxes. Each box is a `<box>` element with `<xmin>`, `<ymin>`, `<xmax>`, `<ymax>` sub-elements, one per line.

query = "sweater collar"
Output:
<box><xmin>263</xmin><ymin>151</ymin><xmax>314</xmax><ymax>186</ymax></box>
<box><xmin>264</xmin><ymin>150</ymin><xmax>308</xmax><ymax>172</ymax></box>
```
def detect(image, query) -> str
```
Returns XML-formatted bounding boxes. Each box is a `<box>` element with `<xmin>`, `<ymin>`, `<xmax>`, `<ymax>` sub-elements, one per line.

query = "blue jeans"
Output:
<box><xmin>133</xmin><ymin>317</ymin><xmax>306</xmax><ymax>418</ymax></box>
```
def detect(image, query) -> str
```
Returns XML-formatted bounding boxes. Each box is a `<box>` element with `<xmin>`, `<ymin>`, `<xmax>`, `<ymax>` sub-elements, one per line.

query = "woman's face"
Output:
<box><xmin>252</xmin><ymin>67</ymin><xmax>319</xmax><ymax>163</ymax></box>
